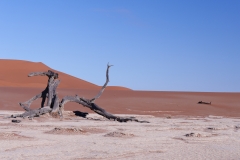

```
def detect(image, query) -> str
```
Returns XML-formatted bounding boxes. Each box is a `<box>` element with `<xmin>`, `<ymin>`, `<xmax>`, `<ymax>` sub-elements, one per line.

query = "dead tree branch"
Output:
<box><xmin>28</xmin><ymin>70</ymin><xmax>58</xmax><ymax>79</ymax></box>
<box><xmin>90</xmin><ymin>63</ymin><xmax>113</xmax><ymax>103</ymax></box>
<box><xmin>9</xmin><ymin>106</ymin><xmax>52</xmax><ymax>119</ymax></box>
<box><xmin>13</xmin><ymin>70</ymin><xmax>60</xmax><ymax>119</ymax></box>
<box><xmin>60</xmin><ymin>64</ymin><xmax>149</xmax><ymax>123</ymax></box>
<box><xmin>10</xmin><ymin>65</ymin><xmax>148</xmax><ymax>123</ymax></box>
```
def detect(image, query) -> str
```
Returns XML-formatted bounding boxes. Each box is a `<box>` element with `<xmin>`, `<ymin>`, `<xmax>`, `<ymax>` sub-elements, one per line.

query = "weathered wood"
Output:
<box><xmin>52</xmin><ymin>95</ymin><xmax>59</xmax><ymax>112</ymax></box>
<box><xmin>60</xmin><ymin>64</ymin><xmax>149</xmax><ymax>123</ymax></box>
<box><xmin>28</xmin><ymin>70</ymin><xmax>58</xmax><ymax>79</ymax></box>
<box><xmin>10</xmin><ymin>106</ymin><xmax>52</xmax><ymax>119</ymax></box>
<box><xmin>90</xmin><ymin>63</ymin><xmax>113</xmax><ymax>103</ymax></box>
<box><xmin>11</xmin><ymin>65</ymin><xmax>148</xmax><ymax>123</ymax></box>
<box><xmin>17</xmin><ymin>70</ymin><xmax>60</xmax><ymax>119</ymax></box>
<box><xmin>19</xmin><ymin>91</ymin><xmax>46</xmax><ymax>109</ymax></box>
<box><xmin>47</xmin><ymin>77</ymin><xmax>60</xmax><ymax>106</ymax></box>
<box><xmin>19</xmin><ymin>70</ymin><xmax>59</xmax><ymax>108</ymax></box>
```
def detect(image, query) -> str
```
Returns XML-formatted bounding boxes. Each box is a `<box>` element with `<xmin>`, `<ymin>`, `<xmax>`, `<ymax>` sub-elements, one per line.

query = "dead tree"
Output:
<box><xmin>60</xmin><ymin>64</ymin><xmax>149</xmax><ymax>123</ymax></box>
<box><xmin>10</xmin><ymin>65</ymin><xmax>148</xmax><ymax>123</ymax></box>
<box><xmin>10</xmin><ymin>70</ymin><xmax>61</xmax><ymax>118</ymax></box>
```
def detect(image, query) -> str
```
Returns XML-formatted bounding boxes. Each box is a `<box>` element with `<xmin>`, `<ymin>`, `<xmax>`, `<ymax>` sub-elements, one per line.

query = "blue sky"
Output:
<box><xmin>0</xmin><ymin>0</ymin><xmax>239</xmax><ymax>92</ymax></box>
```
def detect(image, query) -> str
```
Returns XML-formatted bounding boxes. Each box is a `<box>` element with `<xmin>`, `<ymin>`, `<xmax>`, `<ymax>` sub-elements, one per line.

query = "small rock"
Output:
<box><xmin>185</xmin><ymin>133</ymin><xmax>195</xmax><ymax>137</ymax></box>
<box><xmin>185</xmin><ymin>133</ymin><xmax>203</xmax><ymax>137</ymax></box>
<box><xmin>12</xmin><ymin>119</ymin><xmax>21</xmax><ymax>123</ymax></box>
<box><xmin>207</xmin><ymin>127</ymin><xmax>215</xmax><ymax>130</ymax></box>
<box><xmin>104</xmin><ymin>131</ymin><xmax>134</xmax><ymax>137</ymax></box>
<box><xmin>235</xmin><ymin>125</ymin><xmax>240</xmax><ymax>129</ymax></box>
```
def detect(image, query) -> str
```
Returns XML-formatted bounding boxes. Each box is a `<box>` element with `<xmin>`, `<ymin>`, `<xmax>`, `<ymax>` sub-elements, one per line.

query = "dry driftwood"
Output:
<box><xmin>60</xmin><ymin>64</ymin><xmax>149</xmax><ymax>123</ymax></box>
<box><xmin>10</xmin><ymin>70</ymin><xmax>61</xmax><ymax>119</ymax></box>
<box><xmin>10</xmin><ymin>65</ymin><xmax>149</xmax><ymax>123</ymax></box>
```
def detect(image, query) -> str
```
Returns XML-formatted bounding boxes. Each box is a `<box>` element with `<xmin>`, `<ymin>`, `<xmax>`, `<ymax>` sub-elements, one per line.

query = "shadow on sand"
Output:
<box><xmin>73</xmin><ymin>111</ymin><xmax>89</xmax><ymax>118</ymax></box>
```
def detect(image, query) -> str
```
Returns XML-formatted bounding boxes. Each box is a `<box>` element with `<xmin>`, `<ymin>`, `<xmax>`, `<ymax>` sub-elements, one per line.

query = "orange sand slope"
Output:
<box><xmin>0</xmin><ymin>59</ymin><xmax>130</xmax><ymax>90</ymax></box>
<box><xmin>0</xmin><ymin>87</ymin><xmax>239</xmax><ymax>117</ymax></box>
<box><xmin>0</xmin><ymin>59</ymin><xmax>239</xmax><ymax>117</ymax></box>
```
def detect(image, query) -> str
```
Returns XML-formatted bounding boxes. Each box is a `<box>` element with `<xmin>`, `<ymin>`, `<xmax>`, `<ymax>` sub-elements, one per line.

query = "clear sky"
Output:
<box><xmin>0</xmin><ymin>0</ymin><xmax>239</xmax><ymax>92</ymax></box>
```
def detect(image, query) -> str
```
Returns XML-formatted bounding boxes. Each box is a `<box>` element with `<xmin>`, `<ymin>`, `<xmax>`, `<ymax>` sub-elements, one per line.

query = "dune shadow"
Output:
<box><xmin>73</xmin><ymin>111</ymin><xmax>89</xmax><ymax>118</ymax></box>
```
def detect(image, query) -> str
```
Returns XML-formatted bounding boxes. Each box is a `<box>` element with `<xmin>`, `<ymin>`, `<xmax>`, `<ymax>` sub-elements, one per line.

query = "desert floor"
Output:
<box><xmin>0</xmin><ymin>111</ymin><xmax>240</xmax><ymax>160</ymax></box>
<box><xmin>1</xmin><ymin>87</ymin><xmax>240</xmax><ymax>117</ymax></box>
<box><xmin>0</xmin><ymin>87</ymin><xmax>240</xmax><ymax>159</ymax></box>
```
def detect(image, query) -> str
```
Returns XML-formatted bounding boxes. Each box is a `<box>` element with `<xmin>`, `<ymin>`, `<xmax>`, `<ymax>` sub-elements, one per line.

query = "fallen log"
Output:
<box><xmin>198</xmin><ymin>101</ymin><xmax>211</xmax><ymax>105</ymax></box>
<box><xmin>60</xmin><ymin>64</ymin><xmax>149</xmax><ymax>123</ymax></box>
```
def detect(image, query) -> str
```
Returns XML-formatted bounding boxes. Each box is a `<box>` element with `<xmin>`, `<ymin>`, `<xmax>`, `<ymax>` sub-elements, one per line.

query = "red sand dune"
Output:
<box><xmin>0</xmin><ymin>87</ymin><xmax>239</xmax><ymax>117</ymax></box>
<box><xmin>0</xmin><ymin>59</ymin><xmax>239</xmax><ymax>117</ymax></box>
<box><xmin>0</xmin><ymin>59</ymin><xmax>130</xmax><ymax>90</ymax></box>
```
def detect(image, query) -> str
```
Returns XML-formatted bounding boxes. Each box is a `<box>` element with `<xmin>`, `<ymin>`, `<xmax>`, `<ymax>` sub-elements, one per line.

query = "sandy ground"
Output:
<box><xmin>1</xmin><ymin>87</ymin><xmax>239</xmax><ymax>117</ymax></box>
<box><xmin>0</xmin><ymin>111</ymin><xmax>239</xmax><ymax>160</ymax></box>
<box><xmin>0</xmin><ymin>59</ymin><xmax>240</xmax><ymax>159</ymax></box>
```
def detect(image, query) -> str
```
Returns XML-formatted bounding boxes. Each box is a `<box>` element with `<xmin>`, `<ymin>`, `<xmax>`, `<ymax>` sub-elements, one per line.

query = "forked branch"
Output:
<box><xmin>60</xmin><ymin>95</ymin><xmax>148</xmax><ymax>123</ymax></box>
<box><xmin>14</xmin><ymin>70</ymin><xmax>60</xmax><ymax>119</ymax></box>
<box><xmin>60</xmin><ymin>64</ymin><xmax>149</xmax><ymax>123</ymax></box>
<box><xmin>90</xmin><ymin>63</ymin><xmax>113</xmax><ymax>103</ymax></box>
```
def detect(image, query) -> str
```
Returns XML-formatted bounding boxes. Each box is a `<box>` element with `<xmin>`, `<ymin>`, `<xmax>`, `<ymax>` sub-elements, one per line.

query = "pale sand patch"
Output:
<box><xmin>0</xmin><ymin>111</ymin><xmax>239</xmax><ymax>160</ymax></box>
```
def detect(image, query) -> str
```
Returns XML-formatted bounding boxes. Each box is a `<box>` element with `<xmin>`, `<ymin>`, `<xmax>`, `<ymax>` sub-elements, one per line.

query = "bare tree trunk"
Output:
<box><xmin>13</xmin><ymin>70</ymin><xmax>60</xmax><ymax>119</ymax></box>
